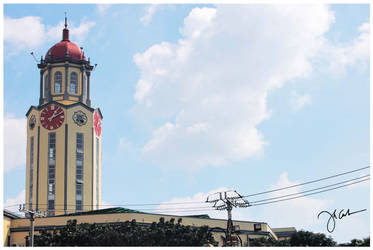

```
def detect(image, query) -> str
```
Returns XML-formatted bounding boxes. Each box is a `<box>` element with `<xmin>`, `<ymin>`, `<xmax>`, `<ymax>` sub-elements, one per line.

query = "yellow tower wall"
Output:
<box><xmin>26</xmin><ymin>102</ymin><xmax>100</xmax><ymax>216</ymax></box>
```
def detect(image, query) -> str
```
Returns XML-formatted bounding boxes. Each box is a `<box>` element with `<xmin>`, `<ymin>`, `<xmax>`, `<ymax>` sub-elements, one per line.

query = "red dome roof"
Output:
<box><xmin>46</xmin><ymin>40</ymin><xmax>84</xmax><ymax>61</ymax></box>
<box><xmin>45</xmin><ymin>22</ymin><xmax>85</xmax><ymax>61</ymax></box>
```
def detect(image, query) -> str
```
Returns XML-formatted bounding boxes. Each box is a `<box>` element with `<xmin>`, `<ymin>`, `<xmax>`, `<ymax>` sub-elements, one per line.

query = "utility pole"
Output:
<box><xmin>19</xmin><ymin>204</ymin><xmax>45</xmax><ymax>247</ymax></box>
<box><xmin>226</xmin><ymin>199</ymin><xmax>233</xmax><ymax>242</ymax></box>
<box><xmin>206</xmin><ymin>190</ymin><xmax>250</xmax><ymax>247</ymax></box>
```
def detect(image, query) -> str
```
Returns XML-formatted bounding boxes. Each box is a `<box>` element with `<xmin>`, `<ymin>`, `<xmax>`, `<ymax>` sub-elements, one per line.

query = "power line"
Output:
<box><xmin>111</xmin><ymin>206</ymin><xmax>213</xmax><ymax>212</ymax></box>
<box><xmin>242</xmin><ymin>166</ymin><xmax>370</xmax><ymax>198</ymax></box>
<box><xmin>250</xmin><ymin>177</ymin><xmax>369</xmax><ymax>207</ymax></box>
<box><xmin>8</xmin><ymin>166</ymin><xmax>369</xmax><ymax>211</ymax></box>
<box><xmin>18</xmin><ymin>203</ymin><xmax>209</xmax><ymax>209</ymax></box>
<box><xmin>249</xmin><ymin>174</ymin><xmax>370</xmax><ymax>204</ymax></box>
<box><xmin>10</xmin><ymin>178</ymin><xmax>369</xmax><ymax>217</ymax></box>
<box><xmin>16</xmin><ymin>201</ymin><xmax>206</xmax><ymax>208</ymax></box>
<box><xmin>4</xmin><ymin>204</ymin><xmax>22</xmax><ymax>208</ymax></box>
<box><xmin>42</xmin><ymin>208</ymin><xmax>216</xmax><ymax>214</ymax></box>
<box><xmin>45</xmin><ymin>176</ymin><xmax>372</xmax><ymax>210</ymax></box>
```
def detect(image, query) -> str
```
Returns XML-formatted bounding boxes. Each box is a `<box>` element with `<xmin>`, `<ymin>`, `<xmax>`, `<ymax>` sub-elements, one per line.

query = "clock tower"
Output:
<box><xmin>25</xmin><ymin>18</ymin><xmax>102</xmax><ymax>216</ymax></box>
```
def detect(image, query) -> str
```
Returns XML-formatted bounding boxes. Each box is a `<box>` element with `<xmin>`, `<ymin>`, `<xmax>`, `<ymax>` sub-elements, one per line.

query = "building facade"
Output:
<box><xmin>4</xmin><ymin>208</ymin><xmax>296</xmax><ymax>246</ymax></box>
<box><xmin>25</xmin><ymin>18</ymin><xmax>102</xmax><ymax>216</ymax></box>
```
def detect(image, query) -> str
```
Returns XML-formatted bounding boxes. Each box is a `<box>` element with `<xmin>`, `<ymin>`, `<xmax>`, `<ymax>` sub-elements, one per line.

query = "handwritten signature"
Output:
<box><xmin>317</xmin><ymin>208</ymin><xmax>366</xmax><ymax>233</ymax></box>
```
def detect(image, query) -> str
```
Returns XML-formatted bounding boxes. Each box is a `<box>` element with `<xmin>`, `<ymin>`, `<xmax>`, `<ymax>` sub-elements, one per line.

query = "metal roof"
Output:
<box><xmin>56</xmin><ymin>207</ymin><xmax>143</xmax><ymax>217</ymax></box>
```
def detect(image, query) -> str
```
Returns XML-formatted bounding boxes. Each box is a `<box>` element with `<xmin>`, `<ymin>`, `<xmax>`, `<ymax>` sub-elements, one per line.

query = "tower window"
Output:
<box><xmin>29</xmin><ymin>136</ymin><xmax>34</xmax><ymax>209</ymax></box>
<box><xmin>54</xmin><ymin>71</ymin><xmax>62</xmax><ymax>93</ymax></box>
<box><xmin>70</xmin><ymin>72</ymin><xmax>78</xmax><ymax>94</ymax></box>
<box><xmin>47</xmin><ymin>133</ymin><xmax>56</xmax><ymax>216</ymax></box>
<box><xmin>76</xmin><ymin>133</ymin><xmax>84</xmax><ymax>212</ymax></box>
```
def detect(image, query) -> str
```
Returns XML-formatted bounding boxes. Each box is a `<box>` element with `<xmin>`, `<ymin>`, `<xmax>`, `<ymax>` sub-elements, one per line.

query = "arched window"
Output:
<box><xmin>70</xmin><ymin>72</ymin><xmax>78</xmax><ymax>94</ymax></box>
<box><xmin>54</xmin><ymin>71</ymin><xmax>62</xmax><ymax>93</ymax></box>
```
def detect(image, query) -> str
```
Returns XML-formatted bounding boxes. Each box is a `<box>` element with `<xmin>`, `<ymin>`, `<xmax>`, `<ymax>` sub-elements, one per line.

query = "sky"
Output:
<box><xmin>2</xmin><ymin>3</ymin><xmax>370</xmax><ymax>244</ymax></box>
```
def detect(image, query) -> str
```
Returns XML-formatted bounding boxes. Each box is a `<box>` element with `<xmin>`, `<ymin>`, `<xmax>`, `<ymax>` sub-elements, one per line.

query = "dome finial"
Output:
<box><xmin>62</xmin><ymin>12</ymin><xmax>69</xmax><ymax>41</ymax></box>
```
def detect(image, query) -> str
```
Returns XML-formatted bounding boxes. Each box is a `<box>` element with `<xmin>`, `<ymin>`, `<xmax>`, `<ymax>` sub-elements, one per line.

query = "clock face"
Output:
<box><xmin>40</xmin><ymin>104</ymin><xmax>65</xmax><ymax>130</ymax></box>
<box><xmin>93</xmin><ymin>110</ymin><xmax>102</xmax><ymax>137</ymax></box>
<box><xmin>73</xmin><ymin>111</ymin><xmax>87</xmax><ymax>126</ymax></box>
<box><xmin>29</xmin><ymin>115</ymin><xmax>36</xmax><ymax>130</ymax></box>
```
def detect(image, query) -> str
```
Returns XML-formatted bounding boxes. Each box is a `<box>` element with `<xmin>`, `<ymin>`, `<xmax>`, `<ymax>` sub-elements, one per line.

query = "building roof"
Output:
<box><xmin>57</xmin><ymin>207</ymin><xmax>211</xmax><ymax>220</ymax></box>
<box><xmin>57</xmin><ymin>207</ymin><xmax>143</xmax><ymax>217</ymax></box>
<box><xmin>4</xmin><ymin>209</ymin><xmax>22</xmax><ymax>219</ymax></box>
<box><xmin>184</xmin><ymin>214</ymin><xmax>210</xmax><ymax>219</ymax></box>
<box><xmin>272</xmin><ymin>227</ymin><xmax>297</xmax><ymax>238</ymax></box>
<box><xmin>272</xmin><ymin>227</ymin><xmax>297</xmax><ymax>232</ymax></box>
<box><xmin>45</xmin><ymin>18</ymin><xmax>85</xmax><ymax>61</ymax></box>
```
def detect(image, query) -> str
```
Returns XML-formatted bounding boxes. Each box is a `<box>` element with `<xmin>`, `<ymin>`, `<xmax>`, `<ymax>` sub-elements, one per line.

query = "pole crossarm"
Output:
<box><xmin>206</xmin><ymin>190</ymin><xmax>251</xmax><ymax>209</ymax></box>
<box><xmin>205</xmin><ymin>190</ymin><xmax>249</xmax><ymax>247</ymax></box>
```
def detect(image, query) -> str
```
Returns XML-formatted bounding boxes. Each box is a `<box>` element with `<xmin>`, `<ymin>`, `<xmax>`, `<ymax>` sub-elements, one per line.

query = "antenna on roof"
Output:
<box><xmin>30</xmin><ymin>52</ymin><xmax>40</xmax><ymax>63</ymax></box>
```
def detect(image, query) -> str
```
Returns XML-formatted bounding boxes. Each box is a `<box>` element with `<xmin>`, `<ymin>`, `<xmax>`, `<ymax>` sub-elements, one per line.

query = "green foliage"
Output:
<box><xmin>249</xmin><ymin>236</ymin><xmax>289</xmax><ymax>246</ymax></box>
<box><xmin>289</xmin><ymin>230</ymin><xmax>336</xmax><ymax>246</ymax></box>
<box><xmin>250</xmin><ymin>231</ymin><xmax>370</xmax><ymax>247</ymax></box>
<box><xmin>339</xmin><ymin>237</ymin><xmax>370</xmax><ymax>247</ymax></box>
<box><xmin>250</xmin><ymin>230</ymin><xmax>336</xmax><ymax>247</ymax></box>
<box><xmin>34</xmin><ymin>217</ymin><xmax>217</xmax><ymax>246</ymax></box>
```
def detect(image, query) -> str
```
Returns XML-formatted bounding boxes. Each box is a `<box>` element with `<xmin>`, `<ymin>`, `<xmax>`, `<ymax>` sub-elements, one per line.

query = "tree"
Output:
<box><xmin>34</xmin><ymin>217</ymin><xmax>217</xmax><ymax>246</ymax></box>
<box><xmin>289</xmin><ymin>230</ymin><xmax>336</xmax><ymax>246</ymax></box>
<box><xmin>249</xmin><ymin>236</ymin><xmax>289</xmax><ymax>246</ymax></box>
<box><xmin>249</xmin><ymin>231</ymin><xmax>371</xmax><ymax>247</ymax></box>
<box><xmin>249</xmin><ymin>230</ymin><xmax>336</xmax><ymax>247</ymax></box>
<box><xmin>339</xmin><ymin>237</ymin><xmax>370</xmax><ymax>247</ymax></box>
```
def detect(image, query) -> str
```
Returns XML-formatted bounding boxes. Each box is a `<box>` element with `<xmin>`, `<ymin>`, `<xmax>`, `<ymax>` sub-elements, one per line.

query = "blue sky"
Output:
<box><xmin>3</xmin><ymin>4</ymin><xmax>370</xmax><ymax>243</ymax></box>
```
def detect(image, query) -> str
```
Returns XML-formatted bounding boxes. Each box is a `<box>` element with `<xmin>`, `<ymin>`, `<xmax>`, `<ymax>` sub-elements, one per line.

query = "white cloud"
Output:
<box><xmin>4</xmin><ymin>16</ymin><xmax>46</xmax><ymax>53</ymax></box>
<box><xmin>157</xmin><ymin>174</ymin><xmax>368</xmax><ymax>243</ymax></box>
<box><xmin>290</xmin><ymin>90</ymin><xmax>312</xmax><ymax>111</ymax></box>
<box><xmin>133</xmin><ymin>5</ymin><xmax>337</xmax><ymax>170</ymax></box>
<box><xmin>97</xmin><ymin>4</ymin><xmax>111</xmax><ymax>16</ymax></box>
<box><xmin>4</xmin><ymin>189</ymin><xmax>25</xmax><ymax>216</ymax></box>
<box><xmin>157</xmin><ymin>174</ymin><xmax>329</xmax><ymax>227</ymax></box>
<box><xmin>180</xmin><ymin>7</ymin><xmax>217</xmax><ymax>39</ymax></box>
<box><xmin>70</xmin><ymin>20</ymin><xmax>96</xmax><ymax>45</ymax></box>
<box><xmin>258</xmin><ymin>173</ymin><xmax>330</xmax><ymax>230</ymax></box>
<box><xmin>319</xmin><ymin>21</ymin><xmax>370</xmax><ymax>73</ymax></box>
<box><xmin>4</xmin><ymin>114</ymin><xmax>26</xmax><ymax>172</ymax></box>
<box><xmin>45</xmin><ymin>19</ymin><xmax>95</xmax><ymax>45</ymax></box>
<box><xmin>4</xmin><ymin>16</ymin><xmax>96</xmax><ymax>56</ymax></box>
<box><xmin>140</xmin><ymin>5</ymin><xmax>158</xmax><ymax>25</ymax></box>
<box><xmin>157</xmin><ymin>187</ymin><xmax>234</xmax><ymax>219</ymax></box>
<box><xmin>156</xmin><ymin>172</ymin><xmax>330</xmax><ymax>227</ymax></box>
